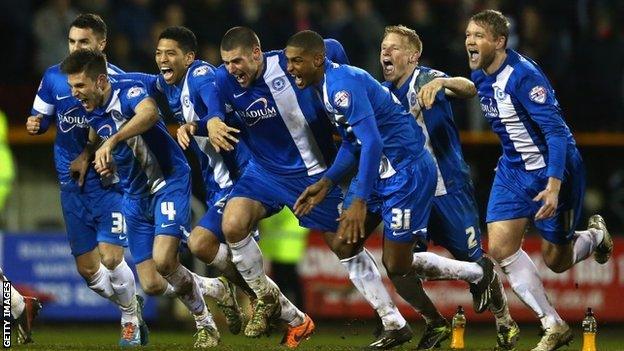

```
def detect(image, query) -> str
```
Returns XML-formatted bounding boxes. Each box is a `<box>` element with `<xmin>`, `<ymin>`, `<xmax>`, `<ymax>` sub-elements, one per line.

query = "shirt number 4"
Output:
<box><xmin>161</xmin><ymin>201</ymin><xmax>177</xmax><ymax>221</ymax></box>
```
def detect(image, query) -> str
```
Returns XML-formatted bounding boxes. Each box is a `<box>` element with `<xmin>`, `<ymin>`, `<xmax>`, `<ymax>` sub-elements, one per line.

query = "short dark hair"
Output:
<box><xmin>61</xmin><ymin>49</ymin><xmax>107</xmax><ymax>79</ymax></box>
<box><xmin>471</xmin><ymin>10</ymin><xmax>510</xmax><ymax>46</ymax></box>
<box><xmin>158</xmin><ymin>26</ymin><xmax>197</xmax><ymax>53</ymax></box>
<box><xmin>70</xmin><ymin>13</ymin><xmax>107</xmax><ymax>39</ymax></box>
<box><xmin>286</xmin><ymin>30</ymin><xmax>325</xmax><ymax>55</ymax></box>
<box><xmin>220</xmin><ymin>27</ymin><xmax>261</xmax><ymax>52</ymax></box>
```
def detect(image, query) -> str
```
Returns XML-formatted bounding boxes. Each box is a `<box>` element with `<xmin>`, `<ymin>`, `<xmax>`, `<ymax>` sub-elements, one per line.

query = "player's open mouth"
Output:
<box><xmin>236</xmin><ymin>73</ymin><xmax>246</xmax><ymax>84</ymax></box>
<box><xmin>382</xmin><ymin>58</ymin><xmax>394</xmax><ymax>74</ymax></box>
<box><xmin>160</xmin><ymin>68</ymin><xmax>174</xmax><ymax>81</ymax></box>
<box><xmin>291</xmin><ymin>74</ymin><xmax>304</xmax><ymax>86</ymax></box>
<box><xmin>468</xmin><ymin>49</ymin><xmax>479</xmax><ymax>62</ymax></box>
<box><xmin>79</xmin><ymin>98</ymin><xmax>89</xmax><ymax>108</ymax></box>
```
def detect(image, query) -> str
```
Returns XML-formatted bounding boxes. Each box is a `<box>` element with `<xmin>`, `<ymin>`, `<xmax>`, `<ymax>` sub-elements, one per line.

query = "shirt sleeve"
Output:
<box><xmin>325</xmin><ymin>140</ymin><xmax>358</xmax><ymax>184</ymax></box>
<box><xmin>514</xmin><ymin>72</ymin><xmax>567</xmax><ymax>179</ymax></box>
<box><xmin>349</xmin><ymin>116</ymin><xmax>383</xmax><ymax>201</ymax></box>
<box><xmin>196</xmin><ymin>76</ymin><xmax>226</xmax><ymax>121</ymax></box>
<box><xmin>196</xmin><ymin>77</ymin><xmax>229</xmax><ymax>137</ymax></box>
<box><xmin>122</xmin><ymin>83</ymin><xmax>151</xmax><ymax>116</ymax></box>
<box><xmin>30</xmin><ymin>72</ymin><xmax>56</xmax><ymax>134</ymax></box>
<box><xmin>324</xmin><ymin>38</ymin><xmax>350</xmax><ymax>65</ymax></box>
<box><xmin>331</xmin><ymin>82</ymin><xmax>374</xmax><ymax>126</ymax></box>
<box><xmin>433</xmin><ymin>70</ymin><xmax>450</xmax><ymax>103</ymax></box>
<box><xmin>327</xmin><ymin>79</ymin><xmax>380</xmax><ymax>200</ymax></box>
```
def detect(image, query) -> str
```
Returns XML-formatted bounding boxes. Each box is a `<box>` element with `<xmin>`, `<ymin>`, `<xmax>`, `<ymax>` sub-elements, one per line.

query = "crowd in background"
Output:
<box><xmin>1</xmin><ymin>0</ymin><xmax>623</xmax><ymax>131</ymax></box>
<box><xmin>0</xmin><ymin>0</ymin><xmax>623</xmax><ymax>232</ymax></box>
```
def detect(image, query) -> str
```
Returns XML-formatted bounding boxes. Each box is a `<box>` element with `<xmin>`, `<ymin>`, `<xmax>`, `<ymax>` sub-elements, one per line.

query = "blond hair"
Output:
<box><xmin>384</xmin><ymin>25</ymin><xmax>422</xmax><ymax>53</ymax></box>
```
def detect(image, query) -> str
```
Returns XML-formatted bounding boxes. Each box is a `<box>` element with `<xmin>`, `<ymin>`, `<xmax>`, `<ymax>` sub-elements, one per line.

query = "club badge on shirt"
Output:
<box><xmin>127</xmin><ymin>86</ymin><xmax>144</xmax><ymax>98</ymax></box>
<box><xmin>193</xmin><ymin>66</ymin><xmax>209</xmax><ymax>77</ymax></box>
<box><xmin>529</xmin><ymin>86</ymin><xmax>547</xmax><ymax>104</ymax></box>
<box><xmin>334</xmin><ymin>90</ymin><xmax>350</xmax><ymax>109</ymax></box>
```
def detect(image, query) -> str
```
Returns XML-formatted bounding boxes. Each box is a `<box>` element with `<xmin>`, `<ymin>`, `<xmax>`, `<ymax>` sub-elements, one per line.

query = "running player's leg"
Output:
<box><xmin>153</xmin><ymin>181</ymin><xmax>219</xmax><ymax>347</ymax></box>
<box><xmin>382</xmin><ymin>157</ymin><xmax>496</xmax><ymax>313</ymax></box>
<box><xmin>96</xmin><ymin>242</ymin><xmax>140</xmax><ymax>325</ymax></box>
<box><xmin>62</xmin><ymin>191</ymin><xmax>113</xmax><ymax>297</ymax></box>
<box><xmin>486</xmin><ymin>165</ymin><xmax>570</xmax><ymax>350</ymax></box>
<box><xmin>325</xmin><ymin>212</ymin><xmax>406</xmax><ymax>330</ymax></box>
<box><xmin>221</xmin><ymin>164</ymin><xmax>293</xmax><ymax>337</ymax></box>
<box><xmin>189</xmin><ymin>194</ymin><xmax>256</xmax><ymax>298</ymax></box>
<box><xmin>527</xmin><ymin>157</ymin><xmax>594</xmax><ymax>350</ymax></box>
<box><xmin>433</xmin><ymin>188</ymin><xmax>513</xmax><ymax>321</ymax></box>
<box><xmin>64</xmin><ymin>190</ymin><xmax>141</xmax><ymax>330</ymax></box>
<box><xmin>374</xmin><ymin>154</ymin><xmax>437</xmax><ymax>349</ymax></box>
<box><xmin>324</xmin><ymin>182</ymin><xmax>408</xmax><ymax>337</ymax></box>
<box><xmin>93</xmin><ymin>190</ymin><xmax>141</xmax><ymax>335</ymax></box>
<box><xmin>325</xmin><ymin>213</ymin><xmax>409</xmax><ymax>329</ymax></box>
<box><xmin>220</xmin><ymin>200</ymin><xmax>268</xmax><ymax>282</ymax></box>
<box><xmin>154</xmin><ymin>236</ymin><xmax>216</xmax><ymax>326</ymax></box>
<box><xmin>490</xmin><ymin>219</ymin><xmax>572</xmax><ymax>351</ymax></box>
<box><xmin>64</xmin><ymin>190</ymin><xmax>145</xmax><ymax>347</ymax></box>
<box><xmin>221</xmin><ymin>166</ymin><xmax>275</xmax><ymax>296</ymax></box>
<box><xmin>538</xmin><ymin>156</ymin><xmax>610</xmax><ymax>273</ymax></box>
<box><xmin>188</xmin><ymin>204</ymin><xmax>246</xmax><ymax>335</ymax></box>
<box><xmin>397</xmin><ymin>204</ymin><xmax>452</xmax><ymax>350</ymax></box>
<box><xmin>222</xmin><ymin>196</ymin><xmax>280</xmax><ymax>337</ymax></box>
<box><xmin>415</xmin><ymin>203</ymin><xmax>459</xmax><ymax>323</ymax></box>
<box><xmin>432</xmin><ymin>187</ymin><xmax>517</xmax><ymax>349</ymax></box>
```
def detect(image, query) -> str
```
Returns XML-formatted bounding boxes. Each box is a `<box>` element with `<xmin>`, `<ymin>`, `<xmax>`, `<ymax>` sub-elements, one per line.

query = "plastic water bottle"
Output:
<box><xmin>450</xmin><ymin>305</ymin><xmax>466</xmax><ymax>349</ymax></box>
<box><xmin>582</xmin><ymin>307</ymin><xmax>597</xmax><ymax>351</ymax></box>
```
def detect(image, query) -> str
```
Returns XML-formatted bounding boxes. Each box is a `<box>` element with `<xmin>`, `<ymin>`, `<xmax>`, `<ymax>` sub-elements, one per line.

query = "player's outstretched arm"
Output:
<box><xmin>441</xmin><ymin>76</ymin><xmax>477</xmax><ymax>98</ymax></box>
<box><xmin>418</xmin><ymin>77</ymin><xmax>476</xmax><ymax>109</ymax></box>
<box><xmin>114</xmin><ymin>97</ymin><xmax>160</xmax><ymax>142</ymax></box>
<box><xmin>94</xmin><ymin>98</ymin><xmax>159</xmax><ymax>175</ymax></box>
<box><xmin>337</xmin><ymin>117</ymin><xmax>381</xmax><ymax>244</ymax></box>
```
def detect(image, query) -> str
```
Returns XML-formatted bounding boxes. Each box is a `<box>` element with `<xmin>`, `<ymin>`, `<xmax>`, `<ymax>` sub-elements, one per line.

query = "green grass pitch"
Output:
<box><xmin>9</xmin><ymin>321</ymin><xmax>623</xmax><ymax>350</ymax></box>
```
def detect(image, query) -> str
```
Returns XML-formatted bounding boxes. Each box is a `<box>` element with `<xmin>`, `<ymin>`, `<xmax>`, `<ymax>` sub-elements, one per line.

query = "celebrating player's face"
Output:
<box><xmin>465</xmin><ymin>21</ymin><xmax>499</xmax><ymax>71</ymax></box>
<box><xmin>221</xmin><ymin>46</ymin><xmax>261</xmax><ymax>88</ymax></box>
<box><xmin>68</xmin><ymin>27</ymin><xmax>105</xmax><ymax>54</ymax></box>
<box><xmin>67</xmin><ymin>72</ymin><xmax>105</xmax><ymax>112</ymax></box>
<box><xmin>156</xmin><ymin>39</ymin><xmax>194</xmax><ymax>85</ymax></box>
<box><xmin>284</xmin><ymin>46</ymin><xmax>319</xmax><ymax>89</ymax></box>
<box><xmin>380</xmin><ymin>33</ymin><xmax>416</xmax><ymax>85</ymax></box>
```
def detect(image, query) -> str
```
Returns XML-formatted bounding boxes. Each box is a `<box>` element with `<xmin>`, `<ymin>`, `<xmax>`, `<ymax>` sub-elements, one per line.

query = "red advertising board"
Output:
<box><xmin>299</xmin><ymin>232</ymin><xmax>624</xmax><ymax>322</ymax></box>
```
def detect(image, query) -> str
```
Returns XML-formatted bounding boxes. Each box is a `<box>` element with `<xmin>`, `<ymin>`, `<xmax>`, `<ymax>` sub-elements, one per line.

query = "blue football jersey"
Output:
<box><xmin>85</xmin><ymin>78</ymin><xmax>190</xmax><ymax>197</ymax></box>
<box><xmin>321</xmin><ymin>60</ymin><xmax>427</xmax><ymax>179</ymax></box>
<box><xmin>132</xmin><ymin>61</ymin><xmax>249</xmax><ymax>193</ymax></box>
<box><xmin>31</xmin><ymin>63</ymin><xmax>124</xmax><ymax>192</ymax></box>
<box><xmin>212</xmin><ymin>39</ymin><xmax>349</xmax><ymax>177</ymax></box>
<box><xmin>471</xmin><ymin>49</ymin><xmax>577</xmax><ymax>179</ymax></box>
<box><xmin>384</xmin><ymin>66</ymin><xmax>471</xmax><ymax>196</ymax></box>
